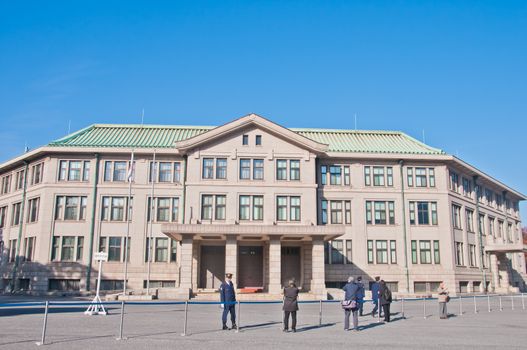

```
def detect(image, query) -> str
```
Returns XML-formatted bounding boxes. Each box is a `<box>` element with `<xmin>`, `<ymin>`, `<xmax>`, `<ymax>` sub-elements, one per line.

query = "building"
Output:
<box><xmin>0</xmin><ymin>114</ymin><xmax>525</xmax><ymax>298</ymax></box>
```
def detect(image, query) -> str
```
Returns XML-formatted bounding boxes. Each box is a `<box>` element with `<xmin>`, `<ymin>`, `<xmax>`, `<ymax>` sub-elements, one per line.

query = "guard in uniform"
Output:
<box><xmin>219</xmin><ymin>273</ymin><xmax>237</xmax><ymax>330</ymax></box>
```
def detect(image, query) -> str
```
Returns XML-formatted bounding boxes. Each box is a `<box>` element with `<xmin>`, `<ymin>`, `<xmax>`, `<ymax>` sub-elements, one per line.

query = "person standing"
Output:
<box><xmin>283</xmin><ymin>280</ymin><xmax>300</xmax><ymax>332</ymax></box>
<box><xmin>371</xmin><ymin>276</ymin><xmax>382</xmax><ymax>318</ymax></box>
<box><xmin>379</xmin><ymin>280</ymin><xmax>392</xmax><ymax>323</ymax></box>
<box><xmin>342</xmin><ymin>276</ymin><xmax>360</xmax><ymax>331</ymax></box>
<box><xmin>219</xmin><ymin>273</ymin><xmax>237</xmax><ymax>330</ymax></box>
<box><xmin>356</xmin><ymin>276</ymin><xmax>365</xmax><ymax>316</ymax></box>
<box><xmin>437</xmin><ymin>281</ymin><xmax>449</xmax><ymax>319</ymax></box>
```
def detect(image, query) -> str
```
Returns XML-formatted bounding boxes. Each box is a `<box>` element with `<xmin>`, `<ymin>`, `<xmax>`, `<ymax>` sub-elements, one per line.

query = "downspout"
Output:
<box><xmin>398</xmin><ymin>160</ymin><xmax>410</xmax><ymax>293</ymax></box>
<box><xmin>181</xmin><ymin>155</ymin><xmax>188</xmax><ymax>224</ymax></box>
<box><xmin>473</xmin><ymin>175</ymin><xmax>487</xmax><ymax>293</ymax></box>
<box><xmin>86</xmin><ymin>153</ymin><xmax>100</xmax><ymax>291</ymax></box>
<box><xmin>10</xmin><ymin>160</ymin><xmax>29</xmax><ymax>292</ymax></box>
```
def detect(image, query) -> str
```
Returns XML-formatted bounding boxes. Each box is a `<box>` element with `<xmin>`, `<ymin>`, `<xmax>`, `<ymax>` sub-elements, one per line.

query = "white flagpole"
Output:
<box><xmin>146</xmin><ymin>150</ymin><xmax>156</xmax><ymax>295</ymax></box>
<box><xmin>123</xmin><ymin>150</ymin><xmax>134</xmax><ymax>296</ymax></box>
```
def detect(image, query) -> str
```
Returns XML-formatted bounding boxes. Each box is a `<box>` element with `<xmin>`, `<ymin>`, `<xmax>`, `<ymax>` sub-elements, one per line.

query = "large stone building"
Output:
<box><xmin>0</xmin><ymin>114</ymin><xmax>525</xmax><ymax>298</ymax></box>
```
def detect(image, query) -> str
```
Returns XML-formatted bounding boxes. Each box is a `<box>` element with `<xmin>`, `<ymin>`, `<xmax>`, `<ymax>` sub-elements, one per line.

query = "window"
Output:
<box><xmin>373</xmin><ymin>167</ymin><xmax>385</xmax><ymax>186</ymax></box>
<box><xmin>321</xmin><ymin>200</ymin><xmax>328</xmax><ymax>225</ymax></box>
<box><xmin>409</xmin><ymin>201</ymin><xmax>438</xmax><ymax>225</ymax></box>
<box><xmin>407</xmin><ymin>167</ymin><xmax>413</xmax><ymax>187</ymax></box>
<box><xmin>11</xmin><ymin>202</ymin><xmax>21</xmax><ymax>226</ymax></box>
<box><xmin>253</xmin><ymin>196</ymin><xmax>264</xmax><ymax>221</ymax></box>
<box><xmin>329</xmin><ymin>166</ymin><xmax>342</xmax><ymax>185</ymax></box>
<box><xmin>61</xmin><ymin>236</ymin><xmax>75</xmax><ymax>261</ymax></box>
<box><xmin>239</xmin><ymin>159</ymin><xmax>251</xmax><ymax>180</ymax></box>
<box><xmin>390</xmin><ymin>240</ymin><xmax>397</xmax><ymax>264</ymax></box>
<box><xmin>201</xmin><ymin>195</ymin><xmax>213</xmax><ymax>220</ymax></box>
<box><xmin>108</xmin><ymin>237</ymin><xmax>122</xmax><ymax>262</ymax></box>
<box><xmin>277</xmin><ymin>160</ymin><xmax>287</xmax><ymax>180</ymax></box>
<box><xmin>365</xmin><ymin>201</ymin><xmax>395</xmax><ymax>225</ymax></box>
<box><xmin>199</xmin><ymin>158</ymin><xmax>225</xmax><ymax>180</ymax></box>
<box><xmin>498</xmin><ymin>220</ymin><xmax>503</xmax><ymax>238</ymax></box>
<box><xmin>1</xmin><ymin>174</ymin><xmax>11</xmax><ymax>194</ymax></box>
<box><xmin>367</xmin><ymin>240</ymin><xmax>374</xmax><ymax>264</ymax></box>
<box><xmin>469</xmin><ymin>244</ymin><xmax>477</xmax><ymax>267</ymax></box>
<box><xmin>149</xmin><ymin>161</ymin><xmax>182</xmax><ymax>182</ymax></box>
<box><xmin>24</xmin><ymin>237</ymin><xmax>35</xmax><ymax>262</ymax></box>
<box><xmin>77</xmin><ymin>237</ymin><xmax>84</xmax><ymax>262</ymax></box>
<box><xmin>365</xmin><ymin>166</ymin><xmax>393</xmax><ymax>187</ymax></box>
<box><xmin>55</xmin><ymin>196</ymin><xmax>88</xmax><ymax>221</ymax></box>
<box><xmin>364</xmin><ymin>167</ymin><xmax>371</xmax><ymax>186</ymax></box>
<box><xmin>488</xmin><ymin>217</ymin><xmax>495</xmax><ymax>237</ymax></box>
<box><xmin>157</xmin><ymin>198</ymin><xmax>171</xmax><ymax>222</ymax></box>
<box><xmin>320</xmin><ymin>165</ymin><xmax>327</xmax><ymax>185</ymax></box>
<box><xmin>201</xmin><ymin>194</ymin><xmax>226</xmax><ymax>221</ymax></box>
<box><xmin>345</xmin><ymin>240</ymin><xmax>352</xmax><ymax>264</ymax></box>
<box><xmin>415</xmin><ymin>168</ymin><xmax>427</xmax><ymax>187</ymax></box>
<box><xmin>253</xmin><ymin>159</ymin><xmax>264</xmax><ymax>180</ymax></box>
<box><xmin>324</xmin><ymin>200</ymin><xmax>352</xmax><ymax>225</ymax></box>
<box><xmin>238</xmin><ymin>195</ymin><xmax>264</xmax><ymax>221</ymax></box>
<box><xmin>31</xmin><ymin>163</ymin><xmax>44</xmax><ymax>185</ymax></box>
<box><xmin>419</xmin><ymin>241</ymin><xmax>432</xmax><ymax>264</ymax></box>
<box><xmin>276</xmin><ymin>196</ymin><xmax>300</xmax><ymax>222</ymax></box>
<box><xmin>330</xmin><ymin>201</ymin><xmax>342</xmax><ymax>224</ymax></box>
<box><xmin>376</xmin><ymin>240</ymin><xmax>388</xmax><ymax>264</ymax></box>
<box><xmin>407</xmin><ymin>167</ymin><xmax>435</xmax><ymax>188</ymax></box>
<box><xmin>171</xmin><ymin>239</ymin><xmax>177</xmax><ymax>262</ymax></box>
<box><xmin>242</xmin><ymin>134</ymin><xmax>249</xmax><ymax>145</ymax></box>
<box><xmin>479</xmin><ymin>214</ymin><xmax>485</xmax><ymax>235</ymax></box>
<box><xmin>58</xmin><ymin>160</ymin><xmax>90</xmax><ymax>182</ymax></box>
<box><xmin>462</xmin><ymin>177</ymin><xmax>472</xmax><ymax>197</ymax></box>
<box><xmin>452</xmin><ymin>204</ymin><xmax>462</xmax><ymax>229</ymax></box>
<box><xmin>411</xmin><ymin>241</ymin><xmax>418</xmax><ymax>264</ymax></box>
<box><xmin>449</xmin><ymin>170</ymin><xmax>459</xmax><ymax>192</ymax></box>
<box><xmin>455</xmin><ymin>242</ymin><xmax>464</xmax><ymax>266</ymax></box>
<box><xmin>103</xmin><ymin>160</ymin><xmax>134</xmax><ymax>182</ymax></box>
<box><xmin>101</xmin><ymin>196</ymin><xmax>132</xmax><ymax>222</ymax></box>
<box><xmin>386</xmin><ymin>167</ymin><xmax>393</xmax><ymax>186</ymax></box>
<box><xmin>215</xmin><ymin>195</ymin><xmax>226</xmax><ymax>220</ymax></box>
<box><xmin>216</xmin><ymin>159</ymin><xmax>227</xmax><ymax>179</ymax></box>
<box><xmin>15</xmin><ymin>169</ymin><xmax>25</xmax><ymax>190</ymax></box>
<box><xmin>466</xmin><ymin>209</ymin><xmax>474</xmax><ymax>232</ymax></box>
<box><xmin>27</xmin><ymin>197</ymin><xmax>39</xmax><ymax>223</ymax></box>
<box><xmin>290</xmin><ymin>160</ymin><xmax>300</xmax><ymax>181</ymax></box>
<box><xmin>155</xmin><ymin>238</ymin><xmax>168</xmax><ymax>262</ymax></box>
<box><xmin>202</xmin><ymin>158</ymin><xmax>214</xmax><ymax>179</ymax></box>
<box><xmin>65</xmin><ymin>196</ymin><xmax>79</xmax><ymax>220</ymax></box>
<box><xmin>9</xmin><ymin>239</ymin><xmax>17</xmax><ymax>262</ymax></box>
<box><xmin>433</xmin><ymin>240</ymin><xmax>440</xmax><ymax>264</ymax></box>
<box><xmin>0</xmin><ymin>206</ymin><xmax>7</xmax><ymax>228</ymax></box>
<box><xmin>428</xmin><ymin>168</ymin><xmax>435</xmax><ymax>187</ymax></box>
<box><xmin>239</xmin><ymin>195</ymin><xmax>250</xmax><ymax>220</ymax></box>
<box><xmin>255</xmin><ymin>135</ymin><xmax>262</xmax><ymax>145</ymax></box>
<box><xmin>331</xmin><ymin>240</ymin><xmax>344</xmax><ymax>264</ymax></box>
<box><xmin>51</xmin><ymin>236</ymin><xmax>60</xmax><ymax>261</ymax></box>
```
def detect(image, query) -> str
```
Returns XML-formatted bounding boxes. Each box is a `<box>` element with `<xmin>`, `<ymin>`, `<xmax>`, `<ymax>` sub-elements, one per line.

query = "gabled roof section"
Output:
<box><xmin>174</xmin><ymin>113</ymin><xmax>330</xmax><ymax>153</ymax></box>
<box><xmin>49</xmin><ymin>124</ymin><xmax>212</xmax><ymax>148</ymax></box>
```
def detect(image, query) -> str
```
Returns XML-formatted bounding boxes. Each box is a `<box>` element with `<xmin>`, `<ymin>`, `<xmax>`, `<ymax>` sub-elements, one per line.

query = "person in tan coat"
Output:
<box><xmin>437</xmin><ymin>282</ymin><xmax>449</xmax><ymax>319</ymax></box>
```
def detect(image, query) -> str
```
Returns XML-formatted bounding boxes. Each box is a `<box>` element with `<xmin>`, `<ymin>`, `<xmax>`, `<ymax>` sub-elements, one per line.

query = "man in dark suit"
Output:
<box><xmin>220</xmin><ymin>273</ymin><xmax>237</xmax><ymax>330</ymax></box>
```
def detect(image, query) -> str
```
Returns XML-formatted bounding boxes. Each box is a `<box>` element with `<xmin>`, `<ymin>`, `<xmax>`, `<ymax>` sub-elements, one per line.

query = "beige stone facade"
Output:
<box><xmin>0</xmin><ymin>114</ymin><xmax>525</xmax><ymax>298</ymax></box>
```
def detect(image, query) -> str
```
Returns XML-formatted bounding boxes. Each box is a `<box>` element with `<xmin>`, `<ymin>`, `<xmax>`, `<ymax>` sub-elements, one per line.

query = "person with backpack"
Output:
<box><xmin>342</xmin><ymin>276</ymin><xmax>360</xmax><ymax>331</ymax></box>
<box><xmin>379</xmin><ymin>280</ymin><xmax>392</xmax><ymax>323</ymax></box>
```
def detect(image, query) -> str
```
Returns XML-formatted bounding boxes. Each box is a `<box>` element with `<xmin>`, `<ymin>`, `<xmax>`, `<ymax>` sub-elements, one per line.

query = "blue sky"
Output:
<box><xmin>0</xmin><ymin>1</ymin><xmax>526</xmax><ymax>216</ymax></box>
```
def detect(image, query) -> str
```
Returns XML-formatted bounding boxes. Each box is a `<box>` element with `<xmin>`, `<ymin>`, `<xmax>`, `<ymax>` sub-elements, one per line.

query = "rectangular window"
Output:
<box><xmin>387</xmin><ymin>167</ymin><xmax>393</xmax><ymax>186</ymax></box>
<box><xmin>330</xmin><ymin>201</ymin><xmax>343</xmax><ymax>224</ymax></box>
<box><xmin>415</xmin><ymin>168</ymin><xmax>427</xmax><ymax>187</ymax></box>
<box><xmin>417</xmin><ymin>202</ymin><xmax>429</xmax><ymax>225</ymax></box>
<box><xmin>479</xmin><ymin>214</ymin><xmax>485</xmax><ymax>235</ymax></box>
<box><xmin>344</xmin><ymin>201</ymin><xmax>352</xmax><ymax>224</ymax></box>
<box><xmin>253</xmin><ymin>159</ymin><xmax>264</xmax><ymax>180</ymax></box>
<box><xmin>111</xmin><ymin>197</ymin><xmax>125</xmax><ymax>221</ymax></box>
<box><xmin>428</xmin><ymin>168</ymin><xmax>435</xmax><ymax>187</ymax></box>
<box><xmin>9</xmin><ymin>239</ymin><xmax>17</xmax><ymax>262</ymax></box>
<box><xmin>407</xmin><ymin>167</ymin><xmax>414</xmax><ymax>187</ymax></box>
<box><xmin>365</xmin><ymin>201</ymin><xmax>372</xmax><ymax>224</ymax></box>
<box><xmin>64</xmin><ymin>196</ymin><xmax>79</xmax><ymax>220</ymax></box>
<box><xmin>77</xmin><ymin>237</ymin><xmax>84</xmax><ymax>262</ymax></box>
<box><xmin>108</xmin><ymin>237</ymin><xmax>122</xmax><ymax>262</ymax></box>
<box><xmin>15</xmin><ymin>169</ymin><xmax>25</xmax><ymax>190</ymax></box>
<box><xmin>31</xmin><ymin>163</ymin><xmax>44</xmax><ymax>185</ymax></box>
<box><xmin>364</xmin><ymin>166</ymin><xmax>371</xmax><ymax>186</ymax></box>
<box><xmin>11</xmin><ymin>202</ymin><xmax>21</xmax><ymax>226</ymax></box>
<box><xmin>449</xmin><ymin>170</ymin><xmax>459</xmax><ymax>192</ymax></box>
<box><xmin>469</xmin><ymin>244</ymin><xmax>477</xmax><ymax>267</ymax></box>
<box><xmin>51</xmin><ymin>236</ymin><xmax>60</xmax><ymax>261</ymax></box>
<box><xmin>239</xmin><ymin>159</ymin><xmax>251</xmax><ymax>180</ymax></box>
<box><xmin>374</xmin><ymin>202</ymin><xmax>387</xmax><ymax>224</ymax></box>
<box><xmin>68</xmin><ymin>161</ymin><xmax>82</xmax><ymax>181</ymax></box>
<box><xmin>277</xmin><ymin>160</ymin><xmax>288</xmax><ymax>180</ymax></box>
<box><xmin>390</xmin><ymin>240</ymin><xmax>397</xmax><ymax>264</ymax></box>
<box><xmin>255</xmin><ymin>135</ymin><xmax>262</xmax><ymax>146</ymax></box>
<box><xmin>329</xmin><ymin>166</ymin><xmax>342</xmax><ymax>185</ymax></box>
<box><xmin>455</xmin><ymin>242</ymin><xmax>464</xmax><ymax>266</ymax></box>
<box><xmin>452</xmin><ymin>204</ymin><xmax>462</xmax><ymax>229</ymax></box>
<box><xmin>155</xmin><ymin>238</ymin><xmax>169</xmax><ymax>262</ymax></box>
<box><xmin>462</xmin><ymin>177</ymin><xmax>472</xmax><ymax>197</ymax></box>
<box><xmin>0</xmin><ymin>206</ymin><xmax>7</xmax><ymax>228</ymax></box>
<box><xmin>367</xmin><ymin>240</ymin><xmax>374</xmax><ymax>264</ymax></box>
<box><xmin>239</xmin><ymin>195</ymin><xmax>250</xmax><ymax>220</ymax></box>
<box><xmin>321</xmin><ymin>200</ymin><xmax>328</xmax><ymax>225</ymax></box>
<box><xmin>430</xmin><ymin>202</ymin><xmax>438</xmax><ymax>225</ymax></box>
<box><xmin>411</xmin><ymin>240</ymin><xmax>417</xmax><ymax>264</ymax></box>
<box><xmin>331</xmin><ymin>240</ymin><xmax>344</xmax><ymax>264</ymax></box>
<box><xmin>290</xmin><ymin>196</ymin><xmax>301</xmax><ymax>221</ymax></box>
<box><xmin>277</xmin><ymin>196</ymin><xmax>288</xmax><ymax>221</ymax></box>
<box><xmin>156</xmin><ymin>198</ymin><xmax>171</xmax><ymax>222</ymax></box>
<box><xmin>373</xmin><ymin>167</ymin><xmax>385</xmax><ymax>186</ymax></box>
<box><xmin>202</xmin><ymin>158</ymin><xmax>214</xmax><ymax>179</ymax></box>
<box><xmin>172</xmin><ymin>198</ymin><xmax>179</xmax><ymax>222</ymax></box>
<box><xmin>215</xmin><ymin>195</ymin><xmax>226</xmax><ymax>220</ymax></box>
<box><xmin>409</xmin><ymin>202</ymin><xmax>416</xmax><ymax>225</ymax></box>
<box><xmin>61</xmin><ymin>236</ymin><xmax>75</xmax><ymax>261</ymax></box>
<box><xmin>1</xmin><ymin>174</ymin><xmax>11</xmax><ymax>194</ymax></box>
<box><xmin>158</xmin><ymin>162</ymin><xmax>172</xmax><ymax>182</ymax></box>
<box><xmin>216</xmin><ymin>158</ymin><xmax>227</xmax><ymax>179</ymax></box>
<box><xmin>290</xmin><ymin>160</ymin><xmax>300</xmax><ymax>181</ymax></box>
<box><xmin>253</xmin><ymin>196</ymin><xmax>264</xmax><ymax>221</ymax></box>
<box><xmin>419</xmin><ymin>241</ymin><xmax>432</xmax><ymax>264</ymax></box>
<box><xmin>242</xmin><ymin>134</ymin><xmax>249</xmax><ymax>145</ymax></box>
<box><xmin>466</xmin><ymin>209</ymin><xmax>474</xmax><ymax>232</ymax></box>
<box><xmin>83</xmin><ymin>161</ymin><xmax>90</xmax><ymax>181</ymax></box>
<box><xmin>433</xmin><ymin>240</ymin><xmax>440</xmax><ymax>264</ymax></box>
<box><xmin>343</xmin><ymin>165</ymin><xmax>350</xmax><ymax>186</ymax></box>
<box><xmin>27</xmin><ymin>197</ymin><xmax>40</xmax><ymax>223</ymax></box>
<box><xmin>171</xmin><ymin>239</ymin><xmax>177</xmax><ymax>262</ymax></box>
<box><xmin>345</xmin><ymin>240</ymin><xmax>352</xmax><ymax>264</ymax></box>
<box><xmin>113</xmin><ymin>161</ymin><xmax>127</xmax><ymax>182</ymax></box>
<box><xmin>201</xmin><ymin>195</ymin><xmax>213</xmax><ymax>220</ymax></box>
<box><xmin>320</xmin><ymin>165</ymin><xmax>328</xmax><ymax>185</ymax></box>
<box><xmin>376</xmin><ymin>240</ymin><xmax>388</xmax><ymax>264</ymax></box>
<box><xmin>488</xmin><ymin>217</ymin><xmax>495</xmax><ymax>237</ymax></box>
<box><xmin>25</xmin><ymin>237</ymin><xmax>35</xmax><ymax>262</ymax></box>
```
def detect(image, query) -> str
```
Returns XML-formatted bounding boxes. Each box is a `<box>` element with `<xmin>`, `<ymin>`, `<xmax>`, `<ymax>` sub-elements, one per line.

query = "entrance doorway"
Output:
<box><xmin>281</xmin><ymin>247</ymin><xmax>301</xmax><ymax>287</ymax></box>
<box><xmin>238</xmin><ymin>246</ymin><xmax>263</xmax><ymax>288</ymax></box>
<box><xmin>199</xmin><ymin>246</ymin><xmax>225</xmax><ymax>289</ymax></box>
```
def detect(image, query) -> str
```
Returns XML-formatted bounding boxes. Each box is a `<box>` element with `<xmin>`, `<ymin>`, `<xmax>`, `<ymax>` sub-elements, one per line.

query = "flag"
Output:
<box><xmin>127</xmin><ymin>151</ymin><xmax>135</xmax><ymax>182</ymax></box>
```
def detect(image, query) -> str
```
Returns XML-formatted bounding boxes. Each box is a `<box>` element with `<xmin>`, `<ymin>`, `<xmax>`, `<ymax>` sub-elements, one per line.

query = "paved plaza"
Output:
<box><xmin>1</xmin><ymin>295</ymin><xmax>526</xmax><ymax>350</ymax></box>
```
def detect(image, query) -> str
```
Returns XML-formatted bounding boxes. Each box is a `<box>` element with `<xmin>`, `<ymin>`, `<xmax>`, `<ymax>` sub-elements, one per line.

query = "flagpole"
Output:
<box><xmin>123</xmin><ymin>150</ymin><xmax>134</xmax><ymax>296</ymax></box>
<box><xmin>146</xmin><ymin>150</ymin><xmax>156</xmax><ymax>295</ymax></box>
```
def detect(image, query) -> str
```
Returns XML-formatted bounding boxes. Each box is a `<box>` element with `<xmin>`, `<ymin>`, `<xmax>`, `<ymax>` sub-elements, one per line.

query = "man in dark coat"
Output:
<box><xmin>379</xmin><ymin>280</ymin><xmax>392</xmax><ymax>323</ymax></box>
<box><xmin>282</xmin><ymin>280</ymin><xmax>299</xmax><ymax>332</ymax></box>
<box><xmin>356</xmin><ymin>276</ymin><xmax>365</xmax><ymax>316</ymax></box>
<box><xmin>342</xmin><ymin>276</ymin><xmax>360</xmax><ymax>331</ymax></box>
<box><xmin>219</xmin><ymin>273</ymin><xmax>237</xmax><ymax>330</ymax></box>
<box><xmin>371</xmin><ymin>276</ymin><xmax>383</xmax><ymax>317</ymax></box>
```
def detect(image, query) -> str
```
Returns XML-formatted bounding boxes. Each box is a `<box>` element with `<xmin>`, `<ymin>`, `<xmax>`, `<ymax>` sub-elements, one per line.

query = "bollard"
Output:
<box><xmin>116</xmin><ymin>301</ymin><xmax>126</xmax><ymax>340</ymax></box>
<box><xmin>181</xmin><ymin>301</ymin><xmax>189</xmax><ymax>336</ymax></box>
<box><xmin>318</xmin><ymin>300</ymin><xmax>322</xmax><ymax>327</ymax></box>
<box><xmin>423</xmin><ymin>297</ymin><xmax>426</xmax><ymax>319</ymax></box>
<box><xmin>458</xmin><ymin>296</ymin><xmax>463</xmax><ymax>316</ymax></box>
<box><xmin>522</xmin><ymin>293</ymin><xmax>525</xmax><ymax>310</ymax></box>
<box><xmin>473</xmin><ymin>295</ymin><xmax>477</xmax><ymax>314</ymax></box>
<box><xmin>499</xmin><ymin>295</ymin><xmax>503</xmax><ymax>311</ymax></box>
<box><xmin>236</xmin><ymin>301</ymin><xmax>240</xmax><ymax>333</ymax></box>
<box><xmin>511</xmin><ymin>295</ymin><xmax>514</xmax><ymax>310</ymax></box>
<box><xmin>487</xmin><ymin>294</ymin><xmax>491</xmax><ymax>312</ymax></box>
<box><xmin>401</xmin><ymin>298</ymin><xmax>405</xmax><ymax>319</ymax></box>
<box><xmin>36</xmin><ymin>301</ymin><xmax>49</xmax><ymax>346</ymax></box>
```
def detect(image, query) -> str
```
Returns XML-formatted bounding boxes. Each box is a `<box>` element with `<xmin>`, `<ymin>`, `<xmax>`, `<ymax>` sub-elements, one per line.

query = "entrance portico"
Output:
<box><xmin>162</xmin><ymin>224</ymin><xmax>343</xmax><ymax>299</ymax></box>
<box><xmin>486</xmin><ymin>240</ymin><xmax>527</xmax><ymax>293</ymax></box>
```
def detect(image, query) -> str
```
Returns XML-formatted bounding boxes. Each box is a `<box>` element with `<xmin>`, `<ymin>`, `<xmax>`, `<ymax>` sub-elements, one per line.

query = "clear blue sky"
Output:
<box><xmin>1</xmin><ymin>1</ymin><xmax>526</xmax><ymax>216</ymax></box>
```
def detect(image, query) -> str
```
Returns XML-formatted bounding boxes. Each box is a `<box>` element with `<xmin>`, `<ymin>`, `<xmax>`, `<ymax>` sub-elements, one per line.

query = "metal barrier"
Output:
<box><xmin>0</xmin><ymin>293</ymin><xmax>524</xmax><ymax>346</ymax></box>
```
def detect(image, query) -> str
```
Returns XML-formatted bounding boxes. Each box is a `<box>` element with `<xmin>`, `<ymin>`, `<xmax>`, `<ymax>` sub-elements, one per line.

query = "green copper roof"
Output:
<box><xmin>49</xmin><ymin>124</ymin><xmax>444</xmax><ymax>155</ymax></box>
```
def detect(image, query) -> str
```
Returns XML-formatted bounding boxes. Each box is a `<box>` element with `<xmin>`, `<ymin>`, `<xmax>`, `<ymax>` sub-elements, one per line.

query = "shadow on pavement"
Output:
<box><xmin>295</xmin><ymin>323</ymin><xmax>336</xmax><ymax>333</ymax></box>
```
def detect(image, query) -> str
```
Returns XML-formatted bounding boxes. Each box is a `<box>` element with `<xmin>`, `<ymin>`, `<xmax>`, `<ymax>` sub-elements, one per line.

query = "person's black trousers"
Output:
<box><xmin>382</xmin><ymin>304</ymin><xmax>391</xmax><ymax>322</ymax></box>
<box><xmin>222</xmin><ymin>304</ymin><xmax>236</xmax><ymax>326</ymax></box>
<box><xmin>283</xmin><ymin>311</ymin><xmax>297</xmax><ymax>330</ymax></box>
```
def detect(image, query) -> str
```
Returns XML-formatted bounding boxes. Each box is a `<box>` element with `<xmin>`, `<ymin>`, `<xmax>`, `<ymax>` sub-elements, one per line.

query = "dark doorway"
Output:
<box><xmin>281</xmin><ymin>247</ymin><xmax>301</xmax><ymax>287</ymax></box>
<box><xmin>238</xmin><ymin>246</ymin><xmax>263</xmax><ymax>288</ymax></box>
<box><xmin>199</xmin><ymin>245</ymin><xmax>225</xmax><ymax>289</ymax></box>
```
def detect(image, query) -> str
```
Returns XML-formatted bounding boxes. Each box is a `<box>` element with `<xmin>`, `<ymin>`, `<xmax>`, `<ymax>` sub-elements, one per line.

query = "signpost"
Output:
<box><xmin>85</xmin><ymin>252</ymin><xmax>108</xmax><ymax>315</ymax></box>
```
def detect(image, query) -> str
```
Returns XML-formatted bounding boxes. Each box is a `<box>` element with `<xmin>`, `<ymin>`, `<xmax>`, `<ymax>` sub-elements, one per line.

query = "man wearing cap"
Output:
<box><xmin>219</xmin><ymin>273</ymin><xmax>237</xmax><ymax>330</ymax></box>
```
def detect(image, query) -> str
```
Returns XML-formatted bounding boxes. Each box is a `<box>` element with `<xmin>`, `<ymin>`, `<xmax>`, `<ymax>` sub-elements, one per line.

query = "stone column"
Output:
<box><xmin>310</xmin><ymin>236</ymin><xmax>327</xmax><ymax>299</ymax></box>
<box><xmin>268</xmin><ymin>236</ymin><xmax>282</xmax><ymax>294</ymax></box>
<box><xmin>225</xmin><ymin>235</ymin><xmax>238</xmax><ymax>287</ymax></box>
<box><xmin>179</xmin><ymin>234</ymin><xmax>194</xmax><ymax>297</ymax></box>
<box><xmin>490</xmin><ymin>253</ymin><xmax>499</xmax><ymax>291</ymax></box>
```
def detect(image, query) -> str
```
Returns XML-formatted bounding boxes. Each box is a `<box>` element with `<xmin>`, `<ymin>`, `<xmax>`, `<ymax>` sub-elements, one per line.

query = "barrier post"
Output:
<box><xmin>458</xmin><ymin>296</ymin><xmax>463</xmax><ymax>316</ymax></box>
<box><xmin>473</xmin><ymin>295</ymin><xmax>477</xmax><ymax>314</ymax></box>
<box><xmin>401</xmin><ymin>298</ymin><xmax>405</xmax><ymax>319</ymax></box>
<box><xmin>181</xmin><ymin>301</ymin><xmax>189</xmax><ymax>336</ymax></box>
<box><xmin>522</xmin><ymin>293</ymin><xmax>525</xmax><ymax>310</ymax></box>
<box><xmin>235</xmin><ymin>301</ymin><xmax>240</xmax><ymax>333</ymax></box>
<box><xmin>318</xmin><ymin>300</ymin><xmax>322</xmax><ymax>327</ymax></box>
<box><xmin>116</xmin><ymin>301</ymin><xmax>126</xmax><ymax>340</ymax></box>
<box><xmin>487</xmin><ymin>294</ymin><xmax>491</xmax><ymax>312</ymax></box>
<box><xmin>36</xmin><ymin>301</ymin><xmax>49</xmax><ymax>346</ymax></box>
<box><xmin>423</xmin><ymin>297</ymin><xmax>426</xmax><ymax>319</ymax></box>
<box><xmin>511</xmin><ymin>295</ymin><xmax>514</xmax><ymax>310</ymax></box>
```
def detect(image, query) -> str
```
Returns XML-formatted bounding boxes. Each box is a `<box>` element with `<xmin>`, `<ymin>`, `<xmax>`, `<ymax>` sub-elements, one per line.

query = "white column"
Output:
<box><xmin>310</xmin><ymin>236</ymin><xmax>327</xmax><ymax>299</ymax></box>
<box><xmin>225</xmin><ymin>235</ymin><xmax>238</xmax><ymax>287</ymax></box>
<box><xmin>268</xmin><ymin>236</ymin><xmax>282</xmax><ymax>294</ymax></box>
<box><xmin>179</xmin><ymin>235</ymin><xmax>194</xmax><ymax>296</ymax></box>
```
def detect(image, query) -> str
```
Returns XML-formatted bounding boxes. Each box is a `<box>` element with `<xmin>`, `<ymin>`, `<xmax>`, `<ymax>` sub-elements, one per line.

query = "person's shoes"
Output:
<box><xmin>371</xmin><ymin>312</ymin><xmax>376</xmax><ymax>317</ymax></box>
<box><xmin>344</xmin><ymin>328</ymin><xmax>349</xmax><ymax>331</ymax></box>
<box><xmin>222</xmin><ymin>325</ymin><xmax>229</xmax><ymax>330</ymax></box>
<box><xmin>292</xmin><ymin>328</ymin><xmax>296</xmax><ymax>333</ymax></box>
<box><xmin>231</xmin><ymin>324</ymin><xmax>238</xmax><ymax>330</ymax></box>
<box><xmin>283</xmin><ymin>328</ymin><xmax>288</xmax><ymax>332</ymax></box>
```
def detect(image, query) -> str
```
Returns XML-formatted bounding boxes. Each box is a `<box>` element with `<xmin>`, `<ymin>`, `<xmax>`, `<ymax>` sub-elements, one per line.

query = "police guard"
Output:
<box><xmin>219</xmin><ymin>273</ymin><xmax>237</xmax><ymax>330</ymax></box>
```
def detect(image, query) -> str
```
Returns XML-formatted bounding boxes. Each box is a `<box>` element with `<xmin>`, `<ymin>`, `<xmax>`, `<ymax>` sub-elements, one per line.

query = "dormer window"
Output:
<box><xmin>242</xmin><ymin>135</ymin><xmax>249</xmax><ymax>146</ymax></box>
